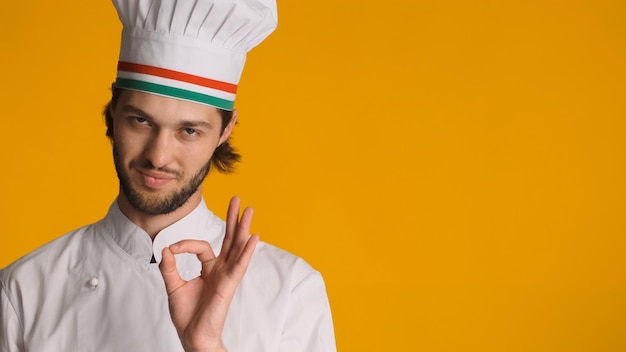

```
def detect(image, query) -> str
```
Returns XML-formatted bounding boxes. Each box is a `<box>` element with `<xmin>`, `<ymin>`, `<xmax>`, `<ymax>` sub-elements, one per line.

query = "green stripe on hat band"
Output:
<box><xmin>115</xmin><ymin>78</ymin><xmax>235</xmax><ymax>111</ymax></box>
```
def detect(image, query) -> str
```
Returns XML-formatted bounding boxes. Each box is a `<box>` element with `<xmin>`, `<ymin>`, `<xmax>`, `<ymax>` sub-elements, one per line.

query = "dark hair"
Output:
<box><xmin>103</xmin><ymin>87</ymin><xmax>241</xmax><ymax>173</ymax></box>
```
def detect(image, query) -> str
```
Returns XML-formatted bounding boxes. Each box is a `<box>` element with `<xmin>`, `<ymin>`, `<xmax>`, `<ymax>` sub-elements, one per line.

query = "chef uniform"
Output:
<box><xmin>1</xmin><ymin>200</ymin><xmax>335</xmax><ymax>351</ymax></box>
<box><xmin>1</xmin><ymin>0</ymin><xmax>336</xmax><ymax>351</ymax></box>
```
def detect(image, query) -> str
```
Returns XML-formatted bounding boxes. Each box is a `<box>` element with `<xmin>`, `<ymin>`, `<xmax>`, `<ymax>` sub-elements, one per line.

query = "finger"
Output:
<box><xmin>222</xmin><ymin>196</ymin><xmax>241</xmax><ymax>257</ymax></box>
<box><xmin>168</xmin><ymin>240</ymin><xmax>216</xmax><ymax>263</ymax></box>
<box><xmin>159</xmin><ymin>247</ymin><xmax>186</xmax><ymax>295</ymax></box>
<box><xmin>228</xmin><ymin>206</ymin><xmax>254</xmax><ymax>261</ymax></box>
<box><xmin>238</xmin><ymin>234</ymin><xmax>259</xmax><ymax>263</ymax></box>
<box><xmin>232</xmin><ymin>234</ymin><xmax>260</xmax><ymax>275</ymax></box>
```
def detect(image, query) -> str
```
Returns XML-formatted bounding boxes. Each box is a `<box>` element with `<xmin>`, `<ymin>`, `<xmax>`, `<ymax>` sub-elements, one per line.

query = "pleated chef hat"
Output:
<box><xmin>112</xmin><ymin>0</ymin><xmax>278</xmax><ymax>111</ymax></box>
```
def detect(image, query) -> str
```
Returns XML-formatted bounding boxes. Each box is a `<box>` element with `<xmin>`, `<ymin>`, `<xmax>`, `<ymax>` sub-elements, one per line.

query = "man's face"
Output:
<box><xmin>111</xmin><ymin>90</ymin><xmax>233</xmax><ymax>215</ymax></box>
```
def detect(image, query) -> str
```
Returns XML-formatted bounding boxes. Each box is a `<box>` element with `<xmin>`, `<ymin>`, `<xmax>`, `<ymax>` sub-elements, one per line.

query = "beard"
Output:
<box><xmin>113</xmin><ymin>143</ymin><xmax>211</xmax><ymax>215</ymax></box>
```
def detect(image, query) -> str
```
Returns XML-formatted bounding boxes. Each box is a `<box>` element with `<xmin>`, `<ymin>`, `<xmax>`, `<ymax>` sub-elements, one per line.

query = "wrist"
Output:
<box><xmin>182</xmin><ymin>338</ymin><xmax>226</xmax><ymax>352</ymax></box>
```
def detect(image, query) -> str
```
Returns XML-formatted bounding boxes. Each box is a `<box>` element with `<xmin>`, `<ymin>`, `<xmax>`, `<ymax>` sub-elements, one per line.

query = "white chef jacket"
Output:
<box><xmin>0</xmin><ymin>199</ymin><xmax>336</xmax><ymax>352</ymax></box>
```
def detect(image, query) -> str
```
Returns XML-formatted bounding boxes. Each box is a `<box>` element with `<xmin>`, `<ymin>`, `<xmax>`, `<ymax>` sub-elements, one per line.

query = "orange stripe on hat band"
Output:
<box><xmin>117</xmin><ymin>61</ymin><xmax>238</xmax><ymax>94</ymax></box>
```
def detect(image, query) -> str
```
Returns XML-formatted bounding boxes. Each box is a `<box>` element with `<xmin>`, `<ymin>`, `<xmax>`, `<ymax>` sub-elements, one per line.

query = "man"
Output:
<box><xmin>0</xmin><ymin>0</ymin><xmax>336</xmax><ymax>351</ymax></box>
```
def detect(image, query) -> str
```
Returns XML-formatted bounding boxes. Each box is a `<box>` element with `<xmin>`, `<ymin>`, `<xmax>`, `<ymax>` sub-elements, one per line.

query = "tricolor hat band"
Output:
<box><xmin>116</xmin><ymin>61</ymin><xmax>237</xmax><ymax>111</ymax></box>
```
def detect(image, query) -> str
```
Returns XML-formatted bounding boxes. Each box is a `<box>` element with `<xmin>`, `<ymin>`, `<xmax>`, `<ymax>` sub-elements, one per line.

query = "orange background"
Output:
<box><xmin>1</xmin><ymin>1</ymin><xmax>626</xmax><ymax>351</ymax></box>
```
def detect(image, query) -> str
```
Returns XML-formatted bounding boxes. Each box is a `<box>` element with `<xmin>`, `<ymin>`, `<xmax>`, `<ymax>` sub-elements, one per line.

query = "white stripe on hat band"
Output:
<box><xmin>116</xmin><ymin>71</ymin><xmax>237</xmax><ymax>102</ymax></box>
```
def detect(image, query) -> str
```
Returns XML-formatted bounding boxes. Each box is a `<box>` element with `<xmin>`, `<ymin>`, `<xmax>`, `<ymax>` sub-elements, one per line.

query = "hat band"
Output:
<box><xmin>116</xmin><ymin>61</ymin><xmax>237</xmax><ymax>110</ymax></box>
<box><xmin>118</xmin><ymin>62</ymin><xmax>238</xmax><ymax>94</ymax></box>
<box><xmin>115</xmin><ymin>78</ymin><xmax>235</xmax><ymax>110</ymax></box>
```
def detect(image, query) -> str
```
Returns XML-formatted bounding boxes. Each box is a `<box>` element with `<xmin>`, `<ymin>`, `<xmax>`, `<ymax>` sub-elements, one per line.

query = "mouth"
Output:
<box><xmin>135</xmin><ymin>168</ymin><xmax>177</xmax><ymax>189</ymax></box>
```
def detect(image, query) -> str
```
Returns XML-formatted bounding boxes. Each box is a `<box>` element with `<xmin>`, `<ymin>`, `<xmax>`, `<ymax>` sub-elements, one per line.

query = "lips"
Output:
<box><xmin>136</xmin><ymin>168</ymin><xmax>177</xmax><ymax>189</ymax></box>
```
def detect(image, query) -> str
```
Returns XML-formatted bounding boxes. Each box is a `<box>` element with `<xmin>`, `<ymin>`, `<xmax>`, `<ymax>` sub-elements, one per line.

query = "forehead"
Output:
<box><xmin>115</xmin><ymin>89</ymin><xmax>221</xmax><ymax>125</ymax></box>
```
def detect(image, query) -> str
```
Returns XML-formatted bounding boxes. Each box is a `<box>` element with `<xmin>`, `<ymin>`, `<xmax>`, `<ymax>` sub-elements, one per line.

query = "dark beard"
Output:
<box><xmin>113</xmin><ymin>144</ymin><xmax>211</xmax><ymax>215</ymax></box>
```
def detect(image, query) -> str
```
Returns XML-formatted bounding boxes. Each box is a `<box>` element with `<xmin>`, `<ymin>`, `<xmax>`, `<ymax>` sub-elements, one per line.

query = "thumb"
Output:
<box><xmin>159</xmin><ymin>247</ymin><xmax>186</xmax><ymax>295</ymax></box>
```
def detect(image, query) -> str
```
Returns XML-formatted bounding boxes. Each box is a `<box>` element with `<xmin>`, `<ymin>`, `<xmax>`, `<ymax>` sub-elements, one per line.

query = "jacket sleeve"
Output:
<box><xmin>0</xmin><ymin>276</ymin><xmax>24</xmax><ymax>352</ymax></box>
<box><xmin>279</xmin><ymin>271</ymin><xmax>337</xmax><ymax>352</ymax></box>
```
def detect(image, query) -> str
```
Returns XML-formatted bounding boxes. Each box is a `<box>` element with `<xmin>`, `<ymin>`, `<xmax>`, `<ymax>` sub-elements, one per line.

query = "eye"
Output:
<box><xmin>183</xmin><ymin>127</ymin><xmax>197</xmax><ymax>136</ymax></box>
<box><xmin>134</xmin><ymin>117</ymin><xmax>149</xmax><ymax>124</ymax></box>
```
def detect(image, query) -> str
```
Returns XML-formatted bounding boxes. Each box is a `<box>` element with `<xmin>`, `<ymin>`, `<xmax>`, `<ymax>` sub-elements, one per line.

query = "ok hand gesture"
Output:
<box><xmin>159</xmin><ymin>196</ymin><xmax>259</xmax><ymax>352</ymax></box>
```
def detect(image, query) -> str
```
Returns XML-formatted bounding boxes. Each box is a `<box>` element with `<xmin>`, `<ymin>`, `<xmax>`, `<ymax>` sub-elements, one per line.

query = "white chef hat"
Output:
<box><xmin>112</xmin><ymin>0</ymin><xmax>278</xmax><ymax>111</ymax></box>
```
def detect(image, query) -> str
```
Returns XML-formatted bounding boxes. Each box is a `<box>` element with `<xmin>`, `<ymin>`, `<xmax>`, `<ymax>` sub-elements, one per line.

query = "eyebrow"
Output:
<box><xmin>179</xmin><ymin>120</ymin><xmax>213</xmax><ymax>129</ymax></box>
<box><xmin>120</xmin><ymin>104</ymin><xmax>214</xmax><ymax>129</ymax></box>
<box><xmin>120</xmin><ymin>105</ymin><xmax>152</xmax><ymax>119</ymax></box>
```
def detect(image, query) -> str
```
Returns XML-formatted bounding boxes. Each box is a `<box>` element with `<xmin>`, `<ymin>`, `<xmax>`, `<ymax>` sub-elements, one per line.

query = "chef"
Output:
<box><xmin>0</xmin><ymin>0</ymin><xmax>336</xmax><ymax>351</ymax></box>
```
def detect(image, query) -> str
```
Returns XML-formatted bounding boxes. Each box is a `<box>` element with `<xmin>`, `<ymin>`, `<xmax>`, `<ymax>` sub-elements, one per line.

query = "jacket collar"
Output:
<box><xmin>101</xmin><ymin>198</ymin><xmax>226</xmax><ymax>266</ymax></box>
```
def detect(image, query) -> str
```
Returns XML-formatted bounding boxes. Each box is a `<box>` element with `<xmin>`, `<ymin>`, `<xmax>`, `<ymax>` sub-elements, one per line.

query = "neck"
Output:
<box><xmin>116</xmin><ymin>189</ymin><xmax>203</xmax><ymax>239</ymax></box>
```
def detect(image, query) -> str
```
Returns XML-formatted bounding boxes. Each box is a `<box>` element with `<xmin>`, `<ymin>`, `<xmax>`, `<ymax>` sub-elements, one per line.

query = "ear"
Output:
<box><xmin>218</xmin><ymin>109</ymin><xmax>238</xmax><ymax>146</ymax></box>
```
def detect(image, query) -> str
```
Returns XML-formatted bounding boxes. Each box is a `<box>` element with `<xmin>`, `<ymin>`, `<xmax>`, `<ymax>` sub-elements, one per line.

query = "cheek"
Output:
<box><xmin>112</xmin><ymin>120</ymin><xmax>128</xmax><ymax>148</ymax></box>
<box><xmin>188</xmin><ymin>146</ymin><xmax>216</xmax><ymax>161</ymax></box>
<box><xmin>180</xmin><ymin>143</ymin><xmax>217</xmax><ymax>168</ymax></box>
<box><xmin>113</xmin><ymin>128</ymin><xmax>143</xmax><ymax>162</ymax></box>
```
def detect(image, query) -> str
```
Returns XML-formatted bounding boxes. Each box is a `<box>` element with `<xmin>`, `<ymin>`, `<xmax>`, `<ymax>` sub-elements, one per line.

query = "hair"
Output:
<box><xmin>103</xmin><ymin>86</ymin><xmax>241</xmax><ymax>173</ymax></box>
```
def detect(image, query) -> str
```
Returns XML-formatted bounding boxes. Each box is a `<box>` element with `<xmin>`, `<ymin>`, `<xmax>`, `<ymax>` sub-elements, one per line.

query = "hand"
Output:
<box><xmin>159</xmin><ymin>196</ymin><xmax>259</xmax><ymax>352</ymax></box>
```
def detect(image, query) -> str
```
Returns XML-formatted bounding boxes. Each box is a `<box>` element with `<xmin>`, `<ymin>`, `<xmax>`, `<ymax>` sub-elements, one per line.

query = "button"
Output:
<box><xmin>88</xmin><ymin>277</ymin><xmax>99</xmax><ymax>289</ymax></box>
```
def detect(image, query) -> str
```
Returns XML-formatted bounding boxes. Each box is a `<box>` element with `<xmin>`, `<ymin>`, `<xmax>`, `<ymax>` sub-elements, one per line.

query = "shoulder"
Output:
<box><xmin>245</xmin><ymin>241</ymin><xmax>326</xmax><ymax>293</ymax></box>
<box><xmin>237</xmin><ymin>242</ymin><xmax>336</xmax><ymax>350</ymax></box>
<box><xmin>254</xmin><ymin>241</ymin><xmax>317</xmax><ymax>272</ymax></box>
<box><xmin>0</xmin><ymin>223</ymin><xmax>96</xmax><ymax>289</ymax></box>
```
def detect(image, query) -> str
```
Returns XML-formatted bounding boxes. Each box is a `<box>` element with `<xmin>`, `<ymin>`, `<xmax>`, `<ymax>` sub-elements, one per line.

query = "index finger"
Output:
<box><xmin>168</xmin><ymin>239</ymin><xmax>216</xmax><ymax>263</ymax></box>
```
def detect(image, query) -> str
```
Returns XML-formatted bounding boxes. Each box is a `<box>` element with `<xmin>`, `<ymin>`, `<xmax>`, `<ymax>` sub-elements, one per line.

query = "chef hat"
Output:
<box><xmin>112</xmin><ymin>0</ymin><xmax>278</xmax><ymax>111</ymax></box>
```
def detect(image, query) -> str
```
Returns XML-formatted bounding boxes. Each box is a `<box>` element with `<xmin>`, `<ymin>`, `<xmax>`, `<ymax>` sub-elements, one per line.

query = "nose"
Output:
<box><xmin>143</xmin><ymin>130</ymin><xmax>174</xmax><ymax>169</ymax></box>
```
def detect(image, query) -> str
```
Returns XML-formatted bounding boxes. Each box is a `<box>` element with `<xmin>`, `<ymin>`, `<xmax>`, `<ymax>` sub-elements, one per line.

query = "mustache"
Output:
<box><xmin>129</xmin><ymin>159</ymin><xmax>182</xmax><ymax>178</ymax></box>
